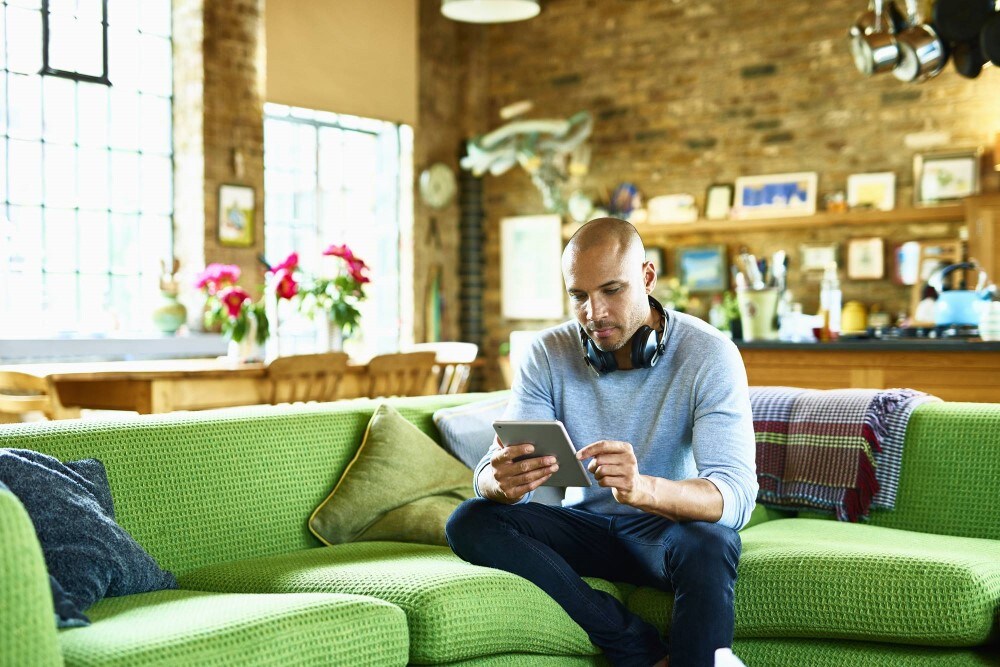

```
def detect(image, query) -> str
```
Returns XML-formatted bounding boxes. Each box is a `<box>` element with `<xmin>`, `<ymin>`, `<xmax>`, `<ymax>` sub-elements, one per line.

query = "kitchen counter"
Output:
<box><xmin>736</xmin><ymin>340</ymin><xmax>1000</xmax><ymax>403</ymax></box>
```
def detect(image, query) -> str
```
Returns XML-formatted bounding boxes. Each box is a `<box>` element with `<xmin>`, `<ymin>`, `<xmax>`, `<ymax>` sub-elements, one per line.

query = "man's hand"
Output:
<box><xmin>483</xmin><ymin>442</ymin><xmax>559</xmax><ymax>504</ymax></box>
<box><xmin>576</xmin><ymin>440</ymin><xmax>651</xmax><ymax>507</ymax></box>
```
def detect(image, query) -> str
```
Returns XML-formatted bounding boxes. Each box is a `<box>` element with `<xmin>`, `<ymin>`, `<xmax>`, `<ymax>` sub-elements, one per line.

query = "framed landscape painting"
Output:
<box><xmin>732</xmin><ymin>172</ymin><xmax>817</xmax><ymax>219</ymax></box>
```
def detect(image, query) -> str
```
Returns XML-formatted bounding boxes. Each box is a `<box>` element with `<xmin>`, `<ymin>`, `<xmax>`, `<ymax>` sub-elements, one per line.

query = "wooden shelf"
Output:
<box><xmin>635</xmin><ymin>203</ymin><xmax>966</xmax><ymax>237</ymax></box>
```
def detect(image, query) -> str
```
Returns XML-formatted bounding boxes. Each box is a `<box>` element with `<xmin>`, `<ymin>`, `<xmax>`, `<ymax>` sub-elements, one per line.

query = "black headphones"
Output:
<box><xmin>580</xmin><ymin>295</ymin><xmax>667</xmax><ymax>375</ymax></box>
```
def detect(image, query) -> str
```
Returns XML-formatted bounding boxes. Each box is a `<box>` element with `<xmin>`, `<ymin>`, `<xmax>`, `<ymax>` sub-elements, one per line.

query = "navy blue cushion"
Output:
<box><xmin>0</xmin><ymin>449</ymin><xmax>176</xmax><ymax>627</ymax></box>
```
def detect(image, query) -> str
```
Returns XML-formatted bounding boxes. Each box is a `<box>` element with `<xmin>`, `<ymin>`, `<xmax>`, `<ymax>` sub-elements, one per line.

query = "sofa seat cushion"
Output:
<box><xmin>58</xmin><ymin>588</ymin><xmax>408</xmax><ymax>667</ymax></box>
<box><xmin>734</xmin><ymin>519</ymin><xmax>1000</xmax><ymax>646</ymax></box>
<box><xmin>179</xmin><ymin>541</ymin><xmax>623</xmax><ymax>665</ymax></box>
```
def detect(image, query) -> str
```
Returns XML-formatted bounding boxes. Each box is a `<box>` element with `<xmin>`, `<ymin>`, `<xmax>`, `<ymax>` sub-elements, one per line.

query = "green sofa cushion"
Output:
<box><xmin>178</xmin><ymin>541</ymin><xmax>622</xmax><ymax>665</ymax></box>
<box><xmin>732</xmin><ymin>638</ymin><xmax>1000</xmax><ymax>667</ymax></box>
<box><xmin>309</xmin><ymin>403</ymin><xmax>474</xmax><ymax>546</ymax></box>
<box><xmin>58</xmin><ymin>588</ymin><xmax>407</xmax><ymax>667</ymax></box>
<box><xmin>735</xmin><ymin>519</ymin><xmax>1000</xmax><ymax>646</ymax></box>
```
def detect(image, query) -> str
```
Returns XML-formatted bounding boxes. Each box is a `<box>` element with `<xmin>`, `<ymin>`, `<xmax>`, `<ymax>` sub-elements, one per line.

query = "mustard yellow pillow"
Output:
<box><xmin>309</xmin><ymin>404</ymin><xmax>474</xmax><ymax>546</ymax></box>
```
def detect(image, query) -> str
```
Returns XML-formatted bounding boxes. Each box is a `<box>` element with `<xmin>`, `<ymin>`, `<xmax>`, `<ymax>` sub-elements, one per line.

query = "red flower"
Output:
<box><xmin>195</xmin><ymin>263</ymin><xmax>241</xmax><ymax>295</ymax></box>
<box><xmin>269</xmin><ymin>252</ymin><xmax>299</xmax><ymax>274</ymax></box>
<box><xmin>347</xmin><ymin>259</ymin><xmax>371</xmax><ymax>284</ymax></box>
<box><xmin>323</xmin><ymin>244</ymin><xmax>354</xmax><ymax>261</ymax></box>
<box><xmin>273</xmin><ymin>268</ymin><xmax>299</xmax><ymax>299</ymax></box>
<box><xmin>218</xmin><ymin>286</ymin><xmax>250</xmax><ymax>318</ymax></box>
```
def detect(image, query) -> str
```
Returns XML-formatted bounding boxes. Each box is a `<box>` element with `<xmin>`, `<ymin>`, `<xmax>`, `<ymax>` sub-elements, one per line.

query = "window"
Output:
<box><xmin>0</xmin><ymin>0</ymin><xmax>173</xmax><ymax>336</ymax></box>
<box><xmin>263</xmin><ymin>103</ymin><xmax>413</xmax><ymax>358</ymax></box>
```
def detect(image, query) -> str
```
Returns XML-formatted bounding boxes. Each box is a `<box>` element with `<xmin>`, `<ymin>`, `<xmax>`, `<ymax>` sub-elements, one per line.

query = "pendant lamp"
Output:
<box><xmin>441</xmin><ymin>0</ymin><xmax>540</xmax><ymax>23</ymax></box>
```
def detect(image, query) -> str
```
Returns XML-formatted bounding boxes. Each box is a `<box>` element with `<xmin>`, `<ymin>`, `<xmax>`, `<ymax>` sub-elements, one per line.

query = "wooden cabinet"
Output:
<box><xmin>967</xmin><ymin>194</ymin><xmax>1000</xmax><ymax>286</ymax></box>
<box><xmin>739</xmin><ymin>343</ymin><xmax>1000</xmax><ymax>403</ymax></box>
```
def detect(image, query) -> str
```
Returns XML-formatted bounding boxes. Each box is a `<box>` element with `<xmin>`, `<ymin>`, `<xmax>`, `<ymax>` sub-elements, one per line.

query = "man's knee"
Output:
<box><xmin>666</xmin><ymin>522</ymin><xmax>741</xmax><ymax>581</ymax></box>
<box><xmin>445</xmin><ymin>497</ymin><xmax>497</xmax><ymax>556</ymax></box>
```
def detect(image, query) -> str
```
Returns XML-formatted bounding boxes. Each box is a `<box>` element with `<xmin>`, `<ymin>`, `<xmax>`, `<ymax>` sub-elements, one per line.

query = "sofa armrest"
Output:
<box><xmin>0</xmin><ymin>489</ymin><xmax>62</xmax><ymax>667</ymax></box>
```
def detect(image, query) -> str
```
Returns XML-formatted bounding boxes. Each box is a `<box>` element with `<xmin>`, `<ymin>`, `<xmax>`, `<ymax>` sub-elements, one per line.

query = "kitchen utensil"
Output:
<box><xmin>771</xmin><ymin>250</ymin><xmax>787</xmax><ymax>293</ymax></box>
<box><xmin>841</xmin><ymin>300</ymin><xmax>869</xmax><ymax>334</ymax></box>
<box><xmin>952</xmin><ymin>39</ymin><xmax>987</xmax><ymax>77</ymax></box>
<box><xmin>850</xmin><ymin>0</ymin><xmax>903</xmax><ymax>75</ymax></box>
<box><xmin>736</xmin><ymin>287</ymin><xmax>780</xmax><ymax>342</ymax></box>
<box><xmin>981</xmin><ymin>1</ymin><xmax>1000</xmax><ymax>66</ymax></box>
<box><xmin>933</xmin><ymin>0</ymin><xmax>995</xmax><ymax>43</ymax></box>
<box><xmin>893</xmin><ymin>0</ymin><xmax>948</xmax><ymax>82</ymax></box>
<box><xmin>927</xmin><ymin>262</ymin><xmax>992</xmax><ymax>326</ymax></box>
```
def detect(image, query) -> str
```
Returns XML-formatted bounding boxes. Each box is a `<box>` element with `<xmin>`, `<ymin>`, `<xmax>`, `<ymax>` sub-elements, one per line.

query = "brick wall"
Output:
<box><xmin>419</xmin><ymin>0</ymin><xmax>1000</xmax><ymax>388</ymax></box>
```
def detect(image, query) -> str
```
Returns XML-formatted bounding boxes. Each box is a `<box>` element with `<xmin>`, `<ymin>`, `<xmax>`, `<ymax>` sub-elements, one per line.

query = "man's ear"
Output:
<box><xmin>643</xmin><ymin>260</ymin><xmax>657</xmax><ymax>293</ymax></box>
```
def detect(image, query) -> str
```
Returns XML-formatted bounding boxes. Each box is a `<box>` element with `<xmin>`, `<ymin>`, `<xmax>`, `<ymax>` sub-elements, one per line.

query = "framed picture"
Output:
<box><xmin>847</xmin><ymin>237</ymin><xmax>885</xmax><ymax>280</ymax></box>
<box><xmin>676</xmin><ymin>244</ymin><xmax>727</xmax><ymax>292</ymax></box>
<box><xmin>800</xmin><ymin>242</ymin><xmax>838</xmax><ymax>272</ymax></box>
<box><xmin>501</xmin><ymin>214</ymin><xmax>565</xmax><ymax>320</ymax></box>
<box><xmin>704</xmin><ymin>183</ymin><xmax>734</xmax><ymax>220</ymax></box>
<box><xmin>644</xmin><ymin>247</ymin><xmax>666</xmax><ymax>276</ymax></box>
<box><xmin>847</xmin><ymin>172</ymin><xmax>896</xmax><ymax>211</ymax></box>
<box><xmin>218</xmin><ymin>184</ymin><xmax>255</xmax><ymax>247</ymax></box>
<box><xmin>913</xmin><ymin>148</ymin><xmax>983</xmax><ymax>205</ymax></box>
<box><xmin>732</xmin><ymin>172</ymin><xmax>817</xmax><ymax>219</ymax></box>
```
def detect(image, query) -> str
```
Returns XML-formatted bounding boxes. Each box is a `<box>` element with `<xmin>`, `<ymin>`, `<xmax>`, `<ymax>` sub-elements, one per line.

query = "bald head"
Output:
<box><xmin>563</xmin><ymin>217</ymin><xmax>645</xmax><ymax>268</ymax></box>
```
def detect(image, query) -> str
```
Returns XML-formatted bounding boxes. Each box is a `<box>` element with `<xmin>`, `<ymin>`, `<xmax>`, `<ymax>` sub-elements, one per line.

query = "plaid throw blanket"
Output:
<box><xmin>750</xmin><ymin>386</ymin><xmax>938</xmax><ymax>522</ymax></box>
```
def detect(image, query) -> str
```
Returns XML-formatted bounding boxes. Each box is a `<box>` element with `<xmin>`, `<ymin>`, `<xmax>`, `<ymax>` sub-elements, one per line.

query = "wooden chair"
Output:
<box><xmin>364</xmin><ymin>351</ymin><xmax>438</xmax><ymax>398</ymax></box>
<box><xmin>0</xmin><ymin>371</ymin><xmax>77</xmax><ymax>422</ymax></box>
<box><xmin>265</xmin><ymin>352</ymin><xmax>350</xmax><ymax>404</ymax></box>
<box><xmin>410</xmin><ymin>342</ymin><xmax>479</xmax><ymax>394</ymax></box>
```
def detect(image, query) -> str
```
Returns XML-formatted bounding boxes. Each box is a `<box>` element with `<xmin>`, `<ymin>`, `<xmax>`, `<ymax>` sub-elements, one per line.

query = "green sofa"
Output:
<box><xmin>1</xmin><ymin>392</ymin><xmax>999</xmax><ymax>666</ymax></box>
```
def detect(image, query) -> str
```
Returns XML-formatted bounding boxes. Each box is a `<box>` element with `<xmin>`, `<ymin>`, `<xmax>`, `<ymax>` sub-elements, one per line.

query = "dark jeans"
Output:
<box><xmin>445</xmin><ymin>498</ymin><xmax>741</xmax><ymax>667</ymax></box>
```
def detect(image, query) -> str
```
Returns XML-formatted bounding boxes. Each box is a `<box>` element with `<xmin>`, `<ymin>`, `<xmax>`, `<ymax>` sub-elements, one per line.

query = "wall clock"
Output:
<box><xmin>419</xmin><ymin>162</ymin><xmax>457</xmax><ymax>209</ymax></box>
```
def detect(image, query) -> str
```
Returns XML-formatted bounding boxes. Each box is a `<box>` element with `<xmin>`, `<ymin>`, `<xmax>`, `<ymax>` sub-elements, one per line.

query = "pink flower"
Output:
<box><xmin>195</xmin><ymin>263</ymin><xmax>241</xmax><ymax>295</ymax></box>
<box><xmin>323</xmin><ymin>244</ymin><xmax>354</xmax><ymax>261</ymax></box>
<box><xmin>218</xmin><ymin>286</ymin><xmax>250</xmax><ymax>318</ymax></box>
<box><xmin>273</xmin><ymin>268</ymin><xmax>299</xmax><ymax>299</ymax></box>
<box><xmin>269</xmin><ymin>252</ymin><xmax>299</xmax><ymax>274</ymax></box>
<box><xmin>347</xmin><ymin>259</ymin><xmax>371</xmax><ymax>284</ymax></box>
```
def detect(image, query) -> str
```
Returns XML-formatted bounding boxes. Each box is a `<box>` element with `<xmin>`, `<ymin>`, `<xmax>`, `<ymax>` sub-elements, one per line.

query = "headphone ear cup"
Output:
<box><xmin>582</xmin><ymin>332</ymin><xmax>617</xmax><ymax>374</ymax></box>
<box><xmin>630</xmin><ymin>325</ymin><xmax>654</xmax><ymax>368</ymax></box>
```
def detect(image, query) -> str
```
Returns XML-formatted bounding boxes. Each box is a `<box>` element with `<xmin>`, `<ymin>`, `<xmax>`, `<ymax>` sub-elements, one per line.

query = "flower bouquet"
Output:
<box><xmin>296</xmin><ymin>244</ymin><xmax>370</xmax><ymax>349</ymax></box>
<box><xmin>195</xmin><ymin>263</ymin><xmax>269</xmax><ymax>356</ymax></box>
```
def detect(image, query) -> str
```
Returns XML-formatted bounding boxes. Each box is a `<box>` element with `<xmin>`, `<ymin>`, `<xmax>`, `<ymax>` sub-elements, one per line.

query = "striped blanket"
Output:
<box><xmin>750</xmin><ymin>387</ymin><xmax>939</xmax><ymax>522</ymax></box>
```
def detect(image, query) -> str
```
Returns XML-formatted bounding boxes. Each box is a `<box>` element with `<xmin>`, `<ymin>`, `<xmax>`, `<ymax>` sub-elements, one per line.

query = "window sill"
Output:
<box><xmin>0</xmin><ymin>333</ymin><xmax>229</xmax><ymax>363</ymax></box>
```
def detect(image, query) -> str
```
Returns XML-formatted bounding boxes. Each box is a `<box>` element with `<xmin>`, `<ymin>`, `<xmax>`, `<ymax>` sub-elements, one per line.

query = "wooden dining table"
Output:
<box><xmin>0</xmin><ymin>358</ymin><xmax>376</xmax><ymax>415</ymax></box>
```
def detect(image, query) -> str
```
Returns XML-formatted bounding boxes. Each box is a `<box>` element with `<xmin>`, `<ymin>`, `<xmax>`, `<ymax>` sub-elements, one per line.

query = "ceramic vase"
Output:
<box><xmin>325</xmin><ymin>319</ymin><xmax>344</xmax><ymax>352</ymax></box>
<box><xmin>227</xmin><ymin>318</ymin><xmax>261</xmax><ymax>364</ymax></box>
<box><xmin>152</xmin><ymin>291</ymin><xmax>187</xmax><ymax>334</ymax></box>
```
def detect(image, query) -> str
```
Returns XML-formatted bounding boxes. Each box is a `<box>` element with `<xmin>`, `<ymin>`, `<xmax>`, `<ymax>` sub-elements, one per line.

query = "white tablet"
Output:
<box><xmin>492</xmin><ymin>420</ymin><xmax>592</xmax><ymax>488</ymax></box>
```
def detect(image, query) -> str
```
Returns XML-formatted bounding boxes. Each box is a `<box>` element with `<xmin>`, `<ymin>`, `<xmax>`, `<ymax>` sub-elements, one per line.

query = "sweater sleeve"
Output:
<box><xmin>473</xmin><ymin>336</ymin><xmax>557</xmax><ymax>502</ymax></box>
<box><xmin>690</xmin><ymin>339</ymin><xmax>759</xmax><ymax>530</ymax></box>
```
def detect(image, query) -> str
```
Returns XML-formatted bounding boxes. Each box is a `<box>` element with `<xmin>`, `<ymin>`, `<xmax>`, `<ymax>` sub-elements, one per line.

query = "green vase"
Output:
<box><xmin>152</xmin><ymin>291</ymin><xmax>187</xmax><ymax>334</ymax></box>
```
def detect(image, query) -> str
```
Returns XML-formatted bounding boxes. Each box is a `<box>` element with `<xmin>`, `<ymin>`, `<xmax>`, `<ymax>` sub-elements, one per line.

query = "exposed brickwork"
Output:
<box><xmin>419</xmin><ymin>0</ymin><xmax>1000</xmax><ymax>389</ymax></box>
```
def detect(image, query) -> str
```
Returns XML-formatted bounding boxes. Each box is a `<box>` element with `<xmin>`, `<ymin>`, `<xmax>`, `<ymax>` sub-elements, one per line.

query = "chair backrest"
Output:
<box><xmin>410</xmin><ymin>342</ymin><xmax>479</xmax><ymax>394</ymax></box>
<box><xmin>266</xmin><ymin>352</ymin><xmax>350</xmax><ymax>404</ymax></box>
<box><xmin>0</xmin><ymin>372</ymin><xmax>64</xmax><ymax>421</ymax></box>
<box><xmin>365</xmin><ymin>351</ymin><xmax>438</xmax><ymax>398</ymax></box>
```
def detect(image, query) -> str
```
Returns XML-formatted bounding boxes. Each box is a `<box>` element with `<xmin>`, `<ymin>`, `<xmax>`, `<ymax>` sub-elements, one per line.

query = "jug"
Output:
<box><xmin>927</xmin><ymin>262</ymin><xmax>992</xmax><ymax>327</ymax></box>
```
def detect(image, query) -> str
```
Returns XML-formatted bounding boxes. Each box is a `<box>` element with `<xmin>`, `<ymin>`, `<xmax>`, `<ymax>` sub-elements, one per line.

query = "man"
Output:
<box><xmin>446</xmin><ymin>217</ymin><xmax>757</xmax><ymax>667</ymax></box>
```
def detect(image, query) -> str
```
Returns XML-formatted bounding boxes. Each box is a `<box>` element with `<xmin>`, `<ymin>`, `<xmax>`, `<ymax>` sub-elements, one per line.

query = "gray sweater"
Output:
<box><xmin>475</xmin><ymin>310</ymin><xmax>758</xmax><ymax>530</ymax></box>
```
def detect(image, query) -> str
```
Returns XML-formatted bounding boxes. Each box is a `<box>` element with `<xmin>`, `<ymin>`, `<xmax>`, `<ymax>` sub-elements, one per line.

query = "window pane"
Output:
<box><xmin>138</xmin><ymin>34</ymin><xmax>171</xmax><ymax>96</ymax></box>
<box><xmin>108</xmin><ymin>26</ymin><xmax>139</xmax><ymax>89</ymax></box>
<box><xmin>43</xmin><ymin>273</ymin><xmax>79</xmax><ymax>332</ymax></box>
<box><xmin>77</xmin><ymin>273</ymin><xmax>110</xmax><ymax>332</ymax></box>
<box><xmin>139</xmin><ymin>94</ymin><xmax>171</xmax><ymax>154</ymax></box>
<box><xmin>48</xmin><ymin>11</ymin><xmax>104</xmax><ymax>78</ymax></box>
<box><xmin>109</xmin><ymin>212</ymin><xmax>138</xmax><ymax>274</ymax></box>
<box><xmin>77</xmin><ymin>82</ymin><xmax>109</xmax><ymax>148</ymax></box>
<box><xmin>8</xmin><ymin>74</ymin><xmax>42</xmax><ymax>140</ymax></box>
<box><xmin>78</xmin><ymin>209</ymin><xmax>109</xmax><ymax>273</ymax></box>
<box><xmin>8</xmin><ymin>140</ymin><xmax>43</xmax><ymax>205</ymax></box>
<box><xmin>43</xmin><ymin>75</ymin><xmax>77</xmax><ymax>144</ymax></box>
<box><xmin>107</xmin><ymin>0</ymin><xmax>138</xmax><ymax>33</ymax></box>
<box><xmin>139</xmin><ymin>214</ymin><xmax>170</xmax><ymax>272</ymax></box>
<box><xmin>109</xmin><ymin>150</ymin><xmax>139</xmax><ymax>212</ymax></box>
<box><xmin>8</xmin><ymin>205</ymin><xmax>43</xmax><ymax>272</ymax></box>
<box><xmin>110</xmin><ymin>88</ymin><xmax>140</xmax><ymax>151</ymax></box>
<box><xmin>139</xmin><ymin>0</ymin><xmax>170</xmax><ymax>37</ymax></box>
<box><xmin>108</xmin><ymin>274</ymin><xmax>136</xmax><ymax>327</ymax></box>
<box><xmin>44</xmin><ymin>208</ymin><xmax>77</xmax><ymax>272</ymax></box>
<box><xmin>318</xmin><ymin>127</ymin><xmax>344</xmax><ymax>191</ymax></box>
<box><xmin>0</xmin><ymin>142</ymin><xmax>6</xmax><ymax>202</ymax></box>
<box><xmin>77</xmin><ymin>148</ymin><xmax>109</xmax><ymax>210</ymax></box>
<box><xmin>44</xmin><ymin>143</ymin><xmax>78</xmax><ymax>208</ymax></box>
<box><xmin>140</xmin><ymin>153</ymin><xmax>171</xmax><ymax>214</ymax></box>
<box><xmin>6</xmin><ymin>8</ymin><xmax>42</xmax><ymax>75</ymax></box>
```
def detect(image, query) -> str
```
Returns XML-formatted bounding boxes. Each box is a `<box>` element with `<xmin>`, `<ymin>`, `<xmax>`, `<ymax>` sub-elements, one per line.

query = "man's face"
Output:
<box><xmin>563</xmin><ymin>242</ymin><xmax>654</xmax><ymax>352</ymax></box>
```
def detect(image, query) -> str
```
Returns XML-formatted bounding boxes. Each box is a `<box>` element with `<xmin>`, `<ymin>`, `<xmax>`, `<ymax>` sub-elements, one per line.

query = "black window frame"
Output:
<box><xmin>40</xmin><ymin>0</ymin><xmax>111</xmax><ymax>86</ymax></box>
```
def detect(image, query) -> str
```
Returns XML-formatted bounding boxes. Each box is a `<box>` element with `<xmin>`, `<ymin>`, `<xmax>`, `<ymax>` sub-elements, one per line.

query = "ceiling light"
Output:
<box><xmin>441</xmin><ymin>0</ymin><xmax>540</xmax><ymax>24</ymax></box>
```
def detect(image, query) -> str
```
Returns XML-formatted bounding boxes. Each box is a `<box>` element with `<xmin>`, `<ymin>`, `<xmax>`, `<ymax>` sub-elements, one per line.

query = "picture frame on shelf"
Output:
<box><xmin>846</xmin><ymin>237</ymin><xmax>885</xmax><ymax>280</ymax></box>
<box><xmin>913</xmin><ymin>148</ymin><xmax>983</xmax><ymax>206</ymax></box>
<box><xmin>704</xmin><ymin>183</ymin><xmax>734</xmax><ymax>220</ymax></box>
<box><xmin>644</xmin><ymin>247</ymin><xmax>666</xmax><ymax>277</ymax></box>
<box><xmin>800</xmin><ymin>242</ymin><xmax>838</xmax><ymax>272</ymax></box>
<box><xmin>732</xmin><ymin>172</ymin><xmax>817</xmax><ymax>219</ymax></box>
<box><xmin>892</xmin><ymin>241</ymin><xmax>921</xmax><ymax>285</ymax></box>
<box><xmin>846</xmin><ymin>172</ymin><xmax>896</xmax><ymax>211</ymax></box>
<box><xmin>217</xmin><ymin>184</ymin><xmax>255</xmax><ymax>247</ymax></box>
<box><xmin>676</xmin><ymin>244</ymin><xmax>727</xmax><ymax>292</ymax></box>
<box><xmin>500</xmin><ymin>214</ymin><xmax>565</xmax><ymax>320</ymax></box>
